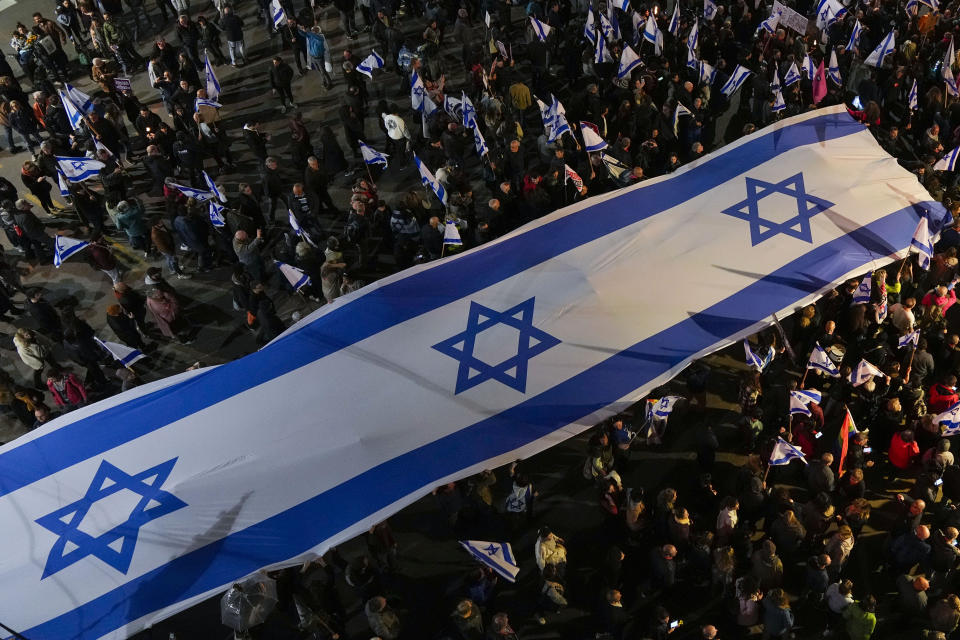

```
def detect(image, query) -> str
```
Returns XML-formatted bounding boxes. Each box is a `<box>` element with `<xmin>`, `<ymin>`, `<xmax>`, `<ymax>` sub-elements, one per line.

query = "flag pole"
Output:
<box><xmin>0</xmin><ymin>621</ymin><xmax>31</xmax><ymax>640</ymax></box>
<box><xmin>365</xmin><ymin>162</ymin><xmax>377</xmax><ymax>189</ymax></box>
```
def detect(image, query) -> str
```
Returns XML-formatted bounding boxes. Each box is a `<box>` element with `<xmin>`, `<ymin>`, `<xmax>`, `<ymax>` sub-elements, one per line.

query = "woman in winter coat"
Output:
<box><xmin>45</xmin><ymin>368</ymin><xmax>87</xmax><ymax>409</ymax></box>
<box><xmin>13</xmin><ymin>328</ymin><xmax>54</xmax><ymax>389</ymax></box>
<box><xmin>20</xmin><ymin>160</ymin><xmax>55</xmax><ymax>213</ymax></box>
<box><xmin>146</xmin><ymin>287</ymin><xmax>187</xmax><ymax>341</ymax></box>
<box><xmin>762</xmin><ymin>588</ymin><xmax>795</xmax><ymax>638</ymax></box>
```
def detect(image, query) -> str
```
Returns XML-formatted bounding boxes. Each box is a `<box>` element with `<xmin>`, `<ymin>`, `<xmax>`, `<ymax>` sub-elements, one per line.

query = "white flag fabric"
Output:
<box><xmin>618</xmin><ymin>45</ymin><xmax>642</xmax><ymax>79</ymax></box>
<box><xmin>946</xmin><ymin>65</ymin><xmax>959</xmax><ymax>97</ymax></box>
<box><xmin>899</xmin><ymin>329</ymin><xmax>920</xmax><ymax>349</ymax></box>
<box><xmin>807</xmin><ymin>343</ymin><xmax>840</xmax><ymax>376</ymax></box>
<box><xmin>704</xmin><ymin>0</ymin><xmax>717</xmax><ymax>20</ymax></box>
<box><xmin>770</xmin><ymin>437</ymin><xmax>808</xmax><ymax>465</ymax></box>
<box><xmin>848</xmin><ymin>358</ymin><xmax>885</xmax><ymax>386</ymax></box>
<box><xmin>63</xmin><ymin>83</ymin><xmax>94</xmax><ymax>115</ymax></box>
<box><xmin>911</xmin><ymin>216</ymin><xmax>934</xmax><ymax>269</ymax></box>
<box><xmin>935</xmin><ymin>401</ymin><xmax>960</xmax><ymax>436</ymax></box>
<box><xmin>415</xmin><ymin>155</ymin><xmax>447</xmax><ymax>205</ymax></box>
<box><xmin>584</xmin><ymin>7</ymin><xmax>596</xmax><ymax>43</ymax></box>
<box><xmin>699</xmin><ymin>60</ymin><xmax>717</xmax><ymax>85</ymax></box>
<box><xmin>202</xmin><ymin>170</ymin><xmax>227</xmax><ymax>204</ymax></box>
<box><xmin>462</xmin><ymin>92</ymin><xmax>478</xmax><ymax>130</ymax></box>
<box><xmin>530</xmin><ymin>16</ymin><xmax>551</xmax><ymax>41</ymax></box>
<box><xmin>744</xmin><ymin>340</ymin><xmax>773</xmax><ymax>371</ymax></box>
<box><xmin>288</xmin><ymin>209</ymin><xmax>317</xmax><ymax>247</ymax></box>
<box><xmin>845</xmin><ymin>20</ymin><xmax>862</xmax><ymax>52</ymax></box>
<box><xmin>57</xmin><ymin>172</ymin><xmax>70</xmax><ymax>197</ymax></box>
<box><xmin>56</xmin><ymin>156</ymin><xmax>105</xmax><ymax>182</ymax></box>
<box><xmin>359</xmin><ymin>140</ymin><xmax>389</xmax><ymax>167</ymax></box>
<box><xmin>95</xmin><ymin>338</ymin><xmax>146</xmax><ymax>367</ymax></box>
<box><xmin>460</xmin><ymin>541</ymin><xmax>519</xmax><ymax>582</ymax></box>
<box><xmin>802</xmin><ymin>54</ymin><xmax>815</xmax><ymax>79</ymax></box>
<box><xmin>687</xmin><ymin>18</ymin><xmax>699</xmax><ymax>52</ymax></box>
<box><xmin>827</xmin><ymin>50</ymin><xmax>842</xmax><ymax>85</ymax></box>
<box><xmin>851</xmin><ymin>273</ymin><xmax>872</xmax><ymax>304</ymax></box>
<box><xmin>642</xmin><ymin>16</ymin><xmax>663</xmax><ymax>54</ymax></box>
<box><xmin>564</xmin><ymin>164</ymin><xmax>584</xmax><ymax>193</ymax></box>
<box><xmin>170</xmin><ymin>182</ymin><xmax>214</xmax><ymax>202</ymax></box>
<box><xmin>944</xmin><ymin>37</ymin><xmax>955</xmax><ymax>80</ymax></box>
<box><xmin>783</xmin><ymin>62</ymin><xmax>801</xmax><ymax>86</ymax></box>
<box><xmin>674</xmin><ymin>102</ymin><xmax>692</xmax><ymax>135</ymax></box>
<box><xmin>270</xmin><ymin>0</ymin><xmax>287</xmax><ymax>28</ymax></box>
<box><xmin>721</xmin><ymin>65</ymin><xmax>752</xmax><ymax>96</ymax></box>
<box><xmin>209</xmin><ymin>201</ymin><xmax>226</xmax><ymax>228</ymax></box>
<box><xmin>410</xmin><ymin>70</ymin><xmax>426</xmax><ymax>111</ymax></box>
<box><xmin>444</xmin><ymin>220</ymin><xmax>463</xmax><ymax>247</ymax></box>
<box><xmin>772</xmin><ymin>89</ymin><xmax>786</xmax><ymax>112</ymax></box>
<box><xmin>356</xmin><ymin>51</ymin><xmax>384</xmax><ymax>79</ymax></box>
<box><xmin>934</xmin><ymin>146</ymin><xmax>960</xmax><ymax>172</ymax></box>
<box><xmin>580</xmin><ymin>122</ymin><xmax>608</xmax><ymax>151</ymax></box>
<box><xmin>275</xmin><ymin>260</ymin><xmax>312</xmax><ymax>292</ymax></box>
<box><xmin>864</xmin><ymin>29</ymin><xmax>895</xmax><ymax>68</ymax></box>
<box><xmin>1</xmin><ymin>106</ymin><xmax>950</xmax><ymax>640</ymax></box>
<box><xmin>758</xmin><ymin>9</ymin><xmax>780</xmax><ymax>34</ymax></box>
<box><xmin>646</xmin><ymin>396</ymin><xmax>684</xmax><ymax>420</ymax></box>
<box><xmin>668</xmin><ymin>3</ymin><xmax>680</xmax><ymax>35</ymax></box>
<box><xmin>470</xmin><ymin>122</ymin><xmax>489</xmax><ymax>157</ymax></box>
<box><xmin>909</xmin><ymin>79</ymin><xmax>918</xmax><ymax>110</ymax></box>
<box><xmin>59</xmin><ymin>89</ymin><xmax>87</xmax><ymax>129</ymax></box>
<box><xmin>53</xmin><ymin>235</ymin><xmax>89</xmax><ymax>268</ymax></box>
<box><xmin>789</xmin><ymin>388</ymin><xmax>822</xmax><ymax>415</ymax></box>
<box><xmin>204</xmin><ymin>52</ymin><xmax>220</xmax><ymax>101</ymax></box>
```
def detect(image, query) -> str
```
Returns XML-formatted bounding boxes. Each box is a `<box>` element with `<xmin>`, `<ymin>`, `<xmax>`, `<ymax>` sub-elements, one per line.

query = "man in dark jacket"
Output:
<box><xmin>219</xmin><ymin>6</ymin><xmax>246</xmax><ymax>66</ymax></box>
<box><xmin>236</xmin><ymin>183</ymin><xmax>267</xmax><ymax>231</ymax></box>
<box><xmin>26</xmin><ymin>289</ymin><xmax>62</xmax><ymax>341</ymax></box>
<box><xmin>269</xmin><ymin>56</ymin><xmax>296</xmax><ymax>113</ymax></box>
<box><xmin>12</xmin><ymin>200</ymin><xmax>53</xmax><ymax>258</ymax></box>
<box><xmin>304</xmin><ymin>156</ymin><xmax>337</xmax><ymax>212</ymax></box>
<box><xmin>263</xmin><ymin>157</ymin><xmax>286</xmax><ymax>223</ymax></box>
<box><xmin>175</xmin><ymin>14</ymin><xmax>202</xmax><ymax>68</ymax></box>
<box><xmin>242</xmin><ymin>121</ymin><xmax>269</xmax><ymax>166</ymax></box>
<box><xmin>143</xmin><ymin>145</ymin><xmax>174</xmax><ymax>196</ymax></box>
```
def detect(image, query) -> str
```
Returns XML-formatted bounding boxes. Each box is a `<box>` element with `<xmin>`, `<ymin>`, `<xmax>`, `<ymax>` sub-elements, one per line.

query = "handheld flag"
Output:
<box><xmin>421</xmin><ymin>94</ymin><xmax>439</xmax><ymax>132</ymax></box>
<box><xmin>827</xmin><ymin>50</ymin><xmax>842</xmax><ymax>85</ymax></box>
<box><xmin>836</xmin><ymin>408</ymin><xmax>857</xmax><ymax>476</ymax></box>
<box><xmin>470</xmin><ymin>122</ymin><xmax>489</xmax><ymax>157</ymax></box>
<box><xmin>356</xmin><ymin>51</ymin><xmax>384</xmax><ymax>79</ymax></box>
<box><xmin>618</xmin><ymin>45</ymin><xmax>642</xmax><ymax>79</ymax></box>
<box><xmin>783</xmin><ymin>62</ymin><xmax>801</xmax><ymax>86</ymax></box>
<box><xmin>789</xmin><ymin>388</ymin><xmax>822</xmax><ymax>416</ymax></box>
<box><xmin>699</xmin><ymin>60</ymin><xmax>716</xmax><ymax>85</ymax></box>
<box><xmin>935</xmin><ymin>401</ymin><xmax>960</xmax><ymax>436</ymax></box>
<box><xmin>53</xmin><ymin>235</ymin><xmax>89</xmax><ymax>267</ymax></box>
<box><xmin>845</xmin><ymin>20</ymin><xmax>862</xmax><ymax>52</ymax></box>
<box><xmin>484</xmin><ymin>10</ymin><xmax>491</xmax><ymax>27</ymax></box>
<box><xmin>899</xmin><ymin>329</ymin><xmax>920</xmax><ymax>349</ymax></box>
<box><xmin>58</xmin><ymin>90</ymin><xmax>86</xmax><ymax>129</ymax></box>
<box><xmin>864</xmin><ymin>29</ymin><xmax>895</xmax><ymax>67</ymax></box>
<box><xmin>720</xmin><ymin>65</ymin><xmax>752</xmax><ymax>97</ymax></box>
<box><xmin>275</xmin><ymin>260</ymin><xmax>312</xmax><ymax>292</ymax></box>
<box><xmin>673</xmin><ymin>102</ymin><xmax>692</xmax><ymax>135</ymax></box>
<box><xmin>579</xmin><ymin>122</ymin><xmax>608</xmax><ymax>151</ymax></box>
<box><xmin>802</xmin><ymin>54</ymin><xmax>816</xmax><ymax>79</ymax></box>
<box><xmin>95</xmin><ymin>337</ymin><xmax>146</xmax><ymax>367</ymax></box>
<box><xmin>63</xmin><ymin>83</ymin><xmax>94</xmax><ymax>115</ymax></box>
<box><xmin>687</xmin><ymin>18</ymin><xmax>699</xmax><ymax>52</ymax></box>
<box><xmin>911</xmin><ymin>216</ymin><xmax>934</xmax><ymax>269</ymax></box>
<box><xmin>668</xmin><ymin>3</ymin><xmax>680</xmax><ymax>35</ymax></box>
<box><xmin>851</xmin><ymin>273</ymin><xmax>872</xmax><ymax>304</ymax></box>
<box><xmin>934</xmin><ymin>146</ymin><xmax>960</xmax><ymax>172</ymax></box>
<box><xmin>410</xmin><ymin>70</ymin><xmax>426</xmax><ymax>111</ymax></box>
<box><xmin>584</xmin><ymin>8</ymin><xmax>597</xmax><ymax>43</ymax></box>
<box><xmin>758</xmin><ymin>9</ymin><xmax>780</xmax><ymax>34</ymax></box>
<box><xmin>770</xmin><ymin>437</ymin><xmax>808</xmax><ymax>465</ymax></box>
<box><xmin>459</xmin><ymin>541</ymin><xmax>519</xmax><ymax>582</ymax></box>
<box><xmin>946</xmin><ymin>65</ymin><xmax>959</xmax><ymax>97</ymax></box>
<box><xmin>288</xmin><ymin>209</ymin><xmax>317</xmax><ymax>247</ymax></box>
<box><xmin>194</xmin><ymin>97</ymin><xmax>222</xmax><ymax>111</ymax></box>
<box><xmin>643</xmin><ymin>15</ymin><xmax>663</xmax><ymax>55</ymax></box>
<box><xmin>687</xmin><ymin>46</ymin><xmax>699</xmax><ymax>71</ymax></box>
<box><xmin>462</xmin><ymin>92</ymin><xmax>477</xmax><ymax>130</ymax></box>
<box><xmin>204</xmin><ymin>52</ymin><xmax>220</xmax><ymax>101</ymax></box>
<box><xmin>646</xmin><ymin>396</ymin><xmax>683</xmax><ymax>422</ymax></box>
<box><xmin>443</xmin><ymin>94</ymin><xmax>462</xmax><ymax>120</ymax></box>
<box><xmin>807</xmin><ymin>343</ymin><xmax>840</xmax><ymax>377</ymax></box>
<box><xmin>812</xmin><ymin>61</ymin><xmax>828</xmax><ymax>104</ymax></box>
<box><xmin>601</xmin><ymin>9</ymin><xmax>619</xmax><ymax>40</ymax></box>
<box><xmin>703</xmin><ymin>0</ymin><xmax>717</xmax><ymax>20</ymax></box>
<box><xmin>169</xmin><ymin>182</ymin><xmax>214</xmax><ymax>202</ymax></box>
<box><xmin>547</xmin><ymin>96</ymin><xmax>570</xmax><ymax>143</ymax></box>
<box><xmin>772</xmin><ymin>89</ymin><xmax>786</xmax><ymax>112</ymax></box>
<box><xmin>209</xmin><ymin>200</ymin><xmax>226</xmax><ymax>228</ymax></box>
<box><xmin>908</xmin><ymin>79</ymin><xmax>918</xmax><ymax>110</ymax></box>
<box><xmin>443</xmin><ymin>220</ymin><xmax>462</xmax><ymax>247</ymax></box>
<box><xmin>848</xmin><ymin>358</ymin><xmax>884</xmax><ymax>386</ymax></box>
<box><xmin>944</xmin><ymin>37</ymin><xmax>955</xmax><ymax>80</ymax></box>
<box><xmin>771</xmin><ymin>69</ymin><xmax>782</xmax><ymax>93</ymax></box>
<box><xmin>202</xmin><ymin>170</ymin><xmax>227</xmax><ymax>204</ymax></box>
<box><xmin>414</xmin><ymin>155</ymin><xmax>447</xmax><ymax>205</ymax></box>
<box><xmin>57</xmin><ymin>171</ymin><xmax>70</xmax><ymax>197</ymax></box>
<box><xmin>564</xmin><ymin>164</ymin><xmax>584</xmax><ymax>193</ymax></box>
<box><xmin>530</xmin><ymin>16</ymin><xmax>551</xmax><ymax>41</ymax></box>
<box><xmin>270</xmin><ymin>0</ymin><xmax>287</xmax><ymax>28</ymax></box>
<box><xmin>744</xmin><ymin>340</ymin><xmax>774</xmax><ymax>371</ymax></box>
<box><xmin>359</xmin><ymin>140</ymin><xmax>389</xmax><ymax>167</ymax></box>
<box><xmin>594</xmin><ymin>31</ymin><xmax>612</xmax><ymax>64</ymax></box>
<box><xmin>56</xmin><ymin>156</ymin><xmax>105</xmax><ymax>182</ymax></box>
<box><xmin>600</xmin><ymin>152</ymin><xmax>630</xmax><ymax>180</ymax></box>
<box><xmin>905</xmin><ymin>0</ymin><xmax>919</xmax><ymax>15</ymax></box>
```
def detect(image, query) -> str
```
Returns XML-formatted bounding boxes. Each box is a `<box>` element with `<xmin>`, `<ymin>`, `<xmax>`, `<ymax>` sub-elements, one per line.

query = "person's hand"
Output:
<box><xmin>897</xmin><ymin>493</ymin><xmax>905</xmax><ymax>502</ymax></box>
<box><xmin>257</xmin><ymin>228</ymin><xmax>263</xmax><ymax>238</ymax></box>
<box><xmin>866</xmin><ymin>460</ymin><xmax>875</xmax><ymax>468</ymax></box>
<box><xmin>272</xmin><ymin>88</ymin><xmax>277</xmax><ymax>95</ymax></box>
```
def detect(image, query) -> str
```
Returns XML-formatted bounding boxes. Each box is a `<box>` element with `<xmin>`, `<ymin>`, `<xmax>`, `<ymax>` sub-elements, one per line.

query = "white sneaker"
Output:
<box><xmin>177</xmin><ymin>273</ymin><xmax>192</xmax><ymax>279</ymax></box>
<box><xmin>280</xmin><ymin>105</ymin><xmax>287</xmax><ymax>114</ymax></box>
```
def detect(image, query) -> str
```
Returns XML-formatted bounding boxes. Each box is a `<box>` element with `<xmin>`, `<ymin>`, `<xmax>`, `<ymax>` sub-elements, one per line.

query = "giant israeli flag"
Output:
<box><xmin>0</xmin><ymin>106</ymin><xmax>949</xmax><ymax>640</ymax></box>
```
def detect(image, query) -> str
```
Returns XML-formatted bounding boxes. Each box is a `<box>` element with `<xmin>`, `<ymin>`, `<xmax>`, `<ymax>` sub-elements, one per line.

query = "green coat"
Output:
<box><xmin>843</xmin><ymin>602</ymin><xmax>877</xmax><ymax>640</ymax></box>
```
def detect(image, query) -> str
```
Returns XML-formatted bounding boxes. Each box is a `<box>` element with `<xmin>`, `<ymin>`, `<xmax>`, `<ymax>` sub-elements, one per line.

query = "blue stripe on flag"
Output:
<box><xmin>0</xmin><ymin>112</ymin><xmax>882</xmax><ymax>500</ymax></box>
<box><xmin>21</xmin><ymin>200</ymin><xmax>938</xmax><ymax>640</ymax></box>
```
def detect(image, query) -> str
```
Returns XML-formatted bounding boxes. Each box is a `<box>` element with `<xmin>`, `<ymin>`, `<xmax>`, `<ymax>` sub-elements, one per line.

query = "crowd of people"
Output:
<box><xmin>5</xmin><ymin>0</ymin><xmax>960</xmax><ymax>635</ymax></box>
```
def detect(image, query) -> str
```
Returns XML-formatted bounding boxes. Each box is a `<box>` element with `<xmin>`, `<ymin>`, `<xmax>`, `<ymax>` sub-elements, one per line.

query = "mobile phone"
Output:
<box><xmin>670</xmin><ymin>621</ymin><xmax>680</xmax><ymax>629</ymax></box>
<box><xmin>936</xmin><ymin>478</ymin><xmax>944</xmax><ymax>486</ymax></box>
<box><xmin>814</xmin><ymin>431</ymin><xmax>823</xmax><ymax>439</ymax></box>
<box><xmin>864</xmin><ymin>447</ymin><xmax>872</xmax><ymax>453</ymax></box>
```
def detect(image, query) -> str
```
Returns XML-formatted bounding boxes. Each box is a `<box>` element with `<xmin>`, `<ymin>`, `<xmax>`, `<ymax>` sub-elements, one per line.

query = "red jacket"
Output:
<box><xmin>929</xmin><ymin>383</ymin><xmax>959</xmax><ymax>414</ymax></box>
<box><xmin>47</xmin><ymin>373</ymin><xmax>87</xmax><ymax>407</ymax></box>
<box><xmin>888</xmin><ymin>433</ymin><xmax>920</xmax><ymax>470</ymax></box>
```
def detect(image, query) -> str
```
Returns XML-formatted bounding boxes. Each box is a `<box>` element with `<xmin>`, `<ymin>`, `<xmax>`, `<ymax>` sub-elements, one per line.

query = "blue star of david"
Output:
<box><xmin>71</xmin><ymin>161</ymin><xmax>87</xmax><ymax>170</ymax></box>
<box><xmin>35</xmin><ymin>458</ymin><xmax>187</xmax><ymax>579</ymax></box>
<box><xmin>721</xmin><ymin>173</ymin><xmax>834</xmax><ymax>246</ymax></box>
<box><xmin>484</xmin><ymin>543</ymin><xmax>500</xmax><ymax>555</ymax></box>
<box><xmin>432</xmin><ymin>297</ymin><xmax>560</xmax><ymax>395</ymax></box>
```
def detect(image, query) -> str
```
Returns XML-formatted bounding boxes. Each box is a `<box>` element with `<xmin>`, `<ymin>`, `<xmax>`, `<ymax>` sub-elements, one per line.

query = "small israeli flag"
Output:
<box><xmin>614</xmin><ymin>0</ymin><xmax>630</xmax><ymax>11</ymax></box>
<box><xmin>935</xmin><ymin>401</ymin><xmax>960</xmax><ymax>437</ymax></box>
<box><xmin>703</xmin><ymin>0</ymin><xmax>717</xmax><ymax>20</ymax></box>
<box><xmin>414</xmin><ymin>155</ymin><xmax>447</xmax><ymax>205</ymax></box>
<box><xmin>945</xmin><ymin>38</ymin><xmax>956</xmax><ymax>80</ymax></box>
<box><xmin>908</xmin><ymin>79</ymin><xmax>918</xmax><ymax>110</ymax></box>
<box><xmin>56</xmin><ymin>156</ymin><xmax>105</xmax><ymax>182</ymax></box>
<box><xmin>95</xmin><ymin>337</ymin><xmax>146</xmax><ymax>367</ymax></box>
<box><xmin>356</xmin><ymin>50</ymin><xmax>384</xmax><ymax>79</ymax></box>
<box><xmin>288</xmin><ymin>209</ymin><xmax>317</xmax><ymax>247</ymax></box>
<box><xmin>769</xmin><ymin>437</ymin><xmax>808</xmax><ymax>466</ymax></box>
<box><xmin>209</xmin><ymin>201</ymin><xmax>226</xmax><ymax>228</ymax></box>
<box><xmin>864</xmin><ymin>29</ymin><xmax>895</xmax><ymax>68</ymax></box>
<box><xmin>59</xmin><ymin>90</ymin><xmax>86</xmax><ymax>129</ymax></box>
<box><xmin>57</xmin><ymin>171</ymin><xmax>70</xmax><ymax>197</ymax></box>
<box><xmin>789</xmin><ymin>388</ymin><xmax>822</xmax><ymax>416</ymax></box>
<box><xmin>946</xmin><ymin>65</ymin><xmax>959</xmax><ymax>97</ymax></box>
<box><xmin>270</xmin><ymin>0</ymin><xmax>287</xmax><ymax>28</ymax></box>
<box><xmin>484</xmin><ymin>10</ymin><xmax>491</xmax><ymax>27</ymax></box>
<box><xmin>807</xmin><ymin>343</ymin><xmax>840</xmax><ymax>377</ymax></box>
<box><xmin>802</xmin><ymin>54</ymin><xmax>816</xmax><ymax>79</ymax></box>
<box><xmin>601</xmin><ymin>9</ymin><xmax>619</xmax><ymax>41</ymax></box>
<box><xmin>459</xmin><ymin>541</ymin><xmax>519</xmax><ymax>582</ymax></box>
<box><xmin>275</xmin><ymin>260</ymin><xmax>312</xmax><ymax>292</ymax></box>
<box><xmin>643</xmin><ymin>16</ymin><xmax>663</xmax><ymax>55</ymax></box>
<box><xmin>530</xmin><ymin>16</ymin><xmax>551</xmax><ymax>42</ymax></box>
<box><xmin>911</xmin><ymin>216</ymin><xmax>934</xmax><ymax>270</ymax></box>
<box><xmin>594</xmin><ymin>32</ymin><xmax>612</xmax><ymax>64</ymax></box>
<box><xmin>443</xmin><ymin>220</ymin><xmax>462</xmax><ymax>247</ymax></box>
<box><xmin>53</xmin><ymin>235</ymin><xmax>89</xmax><ymax>268</ymax></box>
<box><xmin>202</xmin><ymin>170</ymin><xmax>227</xmax><ymax>203</ymax></box>
<box><xmin>421</xmin><ymin>94</ymin><xmax>439</xmax><ymax>132</ymax></box>
<box><xmin>851</xmin><ymin>273</ymin><xmax>871</xmax><ymax>304</ymax></box>
<box><xmin>720</xmin><ymin>64</ymin><xmax>752</xmax><ymax>97</ymax></box>
<box><xmin>845</xmin><ymin>20</ymin><xmax>862</xmax><ymax>52</ymax></box>
<box><xmin>648</xmin><ymin>395</ymin><xmax>683</xmax><ymax>420</ymax></box>
<box><xmin>537</xmin><ymin>98</ymin><xmax>554</xmax><ymax>130</ymax></box>
<box><xmin>673</xmin><ymin>102</ymin><xmax>692</xmax><ymax>135</ymax></box>
<box><xmin>461</xmin><ymin>92</ymin><xmax>477</xmax><ymax>130</ymax></box>
<box><xmin>359</xmin><ymin>140</ymin><xmax>389</xmax><ymax>167</ymax></box>
<box><xmin>744</xmin><ymin>340</ymin><xmax>774</xmax><ymax>371</ymax></box>
<box><xmin>905</xmin><ymin>0</ymin><xmax>919</xmax><ymax>15</ymax></box>
<box><xmin>579</xmin><ymin>122</ymin><xmax>608</xmax><ymax>152</ymax></box>
<box><xmin>618</xmin><ymin>45</ymin><xmax>642</xmax><ymax>79</ymax></box>
<box><xmin>848</xmin><ymin>358</ymin><xmax>885</xmax><ymax>387</ymax></box>
<box><xmin>63</xmin><ymin>83</ymin><xmax>94</xmax><ymax>114</ymax></box>
<box><xmin>668</xmin><ymin>3</ymin><xmax>680</xmax><ymax>35</ymax></box>
<box><xmin>921</xmin><ymin>0</ymin><xmax>941</xmax><ymax>9</ymax></box>
<box><xmin>783</xmin><ymin>62</ymin><xmax>801</xmax><ymax>86</ymax></box>
<box><xmin>772</xmin><ymin>89</ymin><xmax>786</xmax><ymax>112</ymax></box>
<box><xmin>443</xmin><ymin>94</ymin><xmax>462</xmax><ymax>120</ymax></box>
<box><xmin>687</xmin><ymin>18</ymin><xmax>699</xmax><ymax>52</ymax></box>
<box><xmin>194</xmin><ymin>97</ymin><xmax>222</xmax><ymax>111</ymax></box>
<box><xmin>547</xmin><ymin>106</ymin><xmax>570</xmax><ymax>143</ymax></box>
<box><xmin>899</xmin><ymin>329</ymin><xmax>920</xmax><ymax>349</ymax></box>
<box><xmin>934</xmin><ymin>146</ymin><xmax>960</xmax><ymax>172</ymax></box>
<box><xmin>204</xmin><ymin>52</ymin><xmax>220</xmax><ymax>101</ymax></box>
<box><xmin>170</xmin><ymin>182</ymin><xmax>214</xmax><ymax>202</ymax></box>
<box><xmin>771</xmin><ymin>69</ymin><xmax>782</xmax><ymax>93</ymax></box>
<box><xmin>584</xmin><ymin>8</ymin><xmax>597</xmax><ymax>43</ymax></box>
<box><xmin>410</xmin><ymin>70</ymin><xmax>426</xmax><ymax>111</ymax></box>
<box><xmin>758</xmin><ymin>10</ymin><xmax>780</xmax><ymax>34</ymax></box>
<box><xmin>699</xmin><ymin>60</ymin><xmax>717</xmax><ymax>85</ymax></box>
<box><xmin>827</xmin><ymin>50</ymin><xmax>842</xmax><ymax>85</ymax></box>
<box><xmin>470</xmin><ymin>122</ymin><xmax>488</xmax><ymax>157</ymax></box>
<box><xmin>687</xmin><ymin>47</ymin><xmax>699</xmax><ymax>71</ymax></box>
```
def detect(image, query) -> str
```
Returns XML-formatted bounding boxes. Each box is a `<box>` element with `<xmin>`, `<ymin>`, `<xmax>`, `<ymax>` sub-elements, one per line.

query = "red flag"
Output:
<box><xmin>836</xmin><ymin>408</ymin><xmax>856</xmax><ymax>477</ymax></box>
<box><xmin>813</xmin><ymin>60</ymin><xmax>828</xmax><ymax>105</ymax></box>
